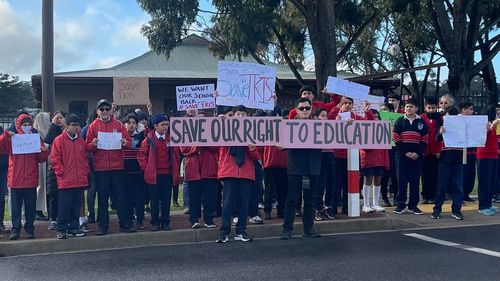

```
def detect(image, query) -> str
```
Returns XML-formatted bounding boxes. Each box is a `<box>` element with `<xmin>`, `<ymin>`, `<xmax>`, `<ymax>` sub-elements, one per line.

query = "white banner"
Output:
<box><xmin>97</xmin><ymin>132</ymin><xmax>122</xmax><ymax>150</ymax></box>
<box><xmin>176</xmin><ymin>84</ymin><xmax>215</xmax><ymax>111</ymax></box>
<box><xmin>12</xmin><ymin>133</ymin><xmax>41</xmax><ymax>155</ymax></box>
<box><xmin>216</xmin><ymin>61</ymin><xmax>276</xmax><ymax>110</ymax></box>
<box><xmin>326</xmin><ymin>76</ymin><xmax>370</xmax><ymax>101</ymax></box>
<box><xmin>443</xmin><ymin>115</ymin><xmax>488</xmax><ymax>148</ymax></box>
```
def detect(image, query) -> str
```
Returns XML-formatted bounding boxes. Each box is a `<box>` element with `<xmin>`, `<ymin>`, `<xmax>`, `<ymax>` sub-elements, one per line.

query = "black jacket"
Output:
<box><xmin>287</xmin><ymin>148</ymin><xmax>322</xmax><ymax>176</ymax></box>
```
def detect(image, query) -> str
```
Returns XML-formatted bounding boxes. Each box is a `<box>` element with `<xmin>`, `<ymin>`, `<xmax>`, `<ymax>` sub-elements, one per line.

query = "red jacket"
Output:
<box><xmin>420</xmin><ymin>113</ymin><xmax>442</xmax><ymax>156</ymax></box>
<box><xmin>0</xmin><ymin>114</ymin><xmax>49</xmax><ymax>188</ymax></box>
<box><xmin>85</xmin><ymin>117</ymin><xmax>130</xmax><ymax>171</ymax></box>
<box><xmin>50</xmin><ymin>132</ymin><xmax>89</xmax><ymax>189</ymax></box>
<box><xmin>477</xmin><ymin>128</ymin><xmax>499</xmax><ymax>159</ymax></box>
<box><xmin>288</xmin><ymin>96</ymin><xmax>340</xmax><ymax>119</ymax></box>
<box><xmin>181</xmin><ymin>146</ymin><xmax>219</xmax><ymax>181</ymax></box>
<box><xmin>328</xmin><ymin>108</ymin><xmax>374</xmax><ymax>159</ymax></box>
<box><xmin>218</xmin><ymin>147</ymin><xmax>260</xmax><ymax>181</ymax></box>
<box><xmin>137</xmin><ymin>130</ymin><xmax>181</xmax><ymax>185</ymax></box>
<box><xmin>360</xmin><ymin>149</ymin><xmax>390</xmax><ymax>170</ymax></box>
<box><xmin>263</xmin><ymin>146</ymin><xmax>287</xmax><ymax>169</ymax></box>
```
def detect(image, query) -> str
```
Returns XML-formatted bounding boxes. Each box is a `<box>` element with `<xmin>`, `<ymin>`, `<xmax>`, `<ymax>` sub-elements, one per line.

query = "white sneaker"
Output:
<box><xmin>372</xmin><ymin>205</ymin><xmax>386</xmax><ymax>212</ymax></box>
<box><xmin>191</xmin><ymin>222</ymin><xmax>203</xmax><ymax>229</ymax></box>
<box><xmin>232</xmin><ymin>217</ymin><xmax>238</xmax><ymax>226</ymax></box>
<box><xmin>204</xmin><ymin>223</ymin><xmax>217</xmax><ymax>228</ymax></box>
<box><xmin>362</xmin><ymin>206</ymin><xmax>374</xmax><ymax>213</ymax></box>
<box><xmin>249</xmin><ymin>216</ymin><xmax>263</xmax><ymax>224</ymax></box>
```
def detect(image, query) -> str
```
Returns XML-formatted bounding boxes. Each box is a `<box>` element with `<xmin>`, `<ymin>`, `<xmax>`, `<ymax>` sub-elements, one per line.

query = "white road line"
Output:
<box><xmin>405</xmin><ymin>233</ymin><xmax>500</xmax><ymax>258</ymax></box>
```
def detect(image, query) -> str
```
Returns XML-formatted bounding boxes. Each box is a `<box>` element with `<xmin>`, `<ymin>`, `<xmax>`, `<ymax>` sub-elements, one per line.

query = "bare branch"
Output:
<box><xmin>471</xmin><ymin>41</ymin><xmax>500</xmax><ymax>75</ymax></box>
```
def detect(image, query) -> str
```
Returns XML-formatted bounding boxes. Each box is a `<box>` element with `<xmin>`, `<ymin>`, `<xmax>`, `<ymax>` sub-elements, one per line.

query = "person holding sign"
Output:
<box><xmin>281</xmin><ymin>98</ymin><xmax>323</xmax><ymax>240</ymax></box>
<box><xmin>50</xmin><ymin>114</ymin><xmax>89</xmax><ymax>239</ymax></box>
<box><xmin>216</xmin><ymin>106</ymin><xmax>261</xmax><ymax>243</ymax></box>
<box><xmin>459</xmin><ymin>102</ymin><xmax>476</xmax><ymax>202</ymax></box>
<box><xmin>85</xmin><ymin>99</ymin><xmax>132</xmax><ymax>235</ymax></box>
<box><xmin>138</xmin><ymin>113</ymin><xmax>181</xmax><ymax>231</ymax></box>
<box><xmin>288</xmin><ymin>85</ymin><xmax>340</xmax><ymax>120</ymax></box>
<box><xmin>392</xmin><ymin>99</ymin><xmax>429</xmax><ymax>215</ymax></box>
<box><xmin>0</xmin><ymin>114</ymin><xmax>49</xmax><ymax>240</ymax></box>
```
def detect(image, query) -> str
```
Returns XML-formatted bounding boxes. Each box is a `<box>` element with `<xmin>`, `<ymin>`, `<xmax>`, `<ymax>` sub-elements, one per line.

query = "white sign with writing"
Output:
<box><xmin>443</xmin><ymin>115</ymin><xmax>488</xmax><ymax>148</ymax></box>
<box><xmin>12</xmin><ymin>133</ymin><xmax>41</xmax><ymax>155</ymax></box>
<box><xmin>216</xmin><ymin>61</ymin><xmax>276</xmax><ymax>110</ymax></box>
<box><xmin>352</xmin><ymin>95</ymin><xmax>385</xmax><ymax>117</ymax></box>
<box><xmin>113</xmin><ymin>77</ymin><xmax>150</xmax><ymax>105</ymax></box>
<box><xmin>339</xmin><ymin>112</ymin><xmax>351</xmax><ymax>120</ymax></box>
<box><xmin>176</xmin><ymin>84</ymin><xmax>215</xmax><ymax>111</ymax></box>
<box><xmin>97</xmin><ymin>132</ymin><xmax>122</xmax><ymax>150</ymax></box>
<box><xmin>326</xmin><ymin>76</ymin><xmax>370</xmax><ymax>101</ymax></box>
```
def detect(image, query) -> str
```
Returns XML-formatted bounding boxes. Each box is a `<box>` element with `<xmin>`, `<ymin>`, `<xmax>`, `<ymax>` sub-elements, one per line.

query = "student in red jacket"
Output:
<box><xmin>85</xmin><ymin>99</ymin><xmax>132</xmax><ymax>235</ymax></box>
<box><xmin>262</xmin><ymin>133</ymin><xmax>288</xmax><ymax>220</ymax></box>
<box><xmin>420</xmin><ymin>97</ymin><xmax>442</xmax><ymax>204</ymax></box>
<box><xmin>138</xmin><ymin>113</ymin><xmax>181</xmax><ymax>231</ymax></box>
<box><xmin>0</xmin><ymin>114</ymin><xmax>49</xmax><ymax>240</ymax></box>
<box><xmin>50</xmin><ymin>114</ymin><xmax>89</xmax><ymax>239</ymax></box>
<box><xmin>327</xmin><ymin>96</ymin><xmax>373</xmax><ymax>214</ymax></box>
<box><xmin>476</xmin><ymin>105</ymin><xmax>499</xmax><ymax>216</ymax></box>
<box><xmin>180</xmin><ymin>111</ymin><xmax>219</xmax><ymax>229</ymax></box>
<box><xmin>288</xmin><ymin>85</ymin><xmax>340</xmax><ymax>120</ymax></box>
<box><xmin>360</xmin><ymin>110</ymin><xmax>390</xmax><ymax>213</ymax></box>
<box><xmin>216</xmin><ymin>105</ymin><xmax>260</xmax><ymax>243</ymax></box>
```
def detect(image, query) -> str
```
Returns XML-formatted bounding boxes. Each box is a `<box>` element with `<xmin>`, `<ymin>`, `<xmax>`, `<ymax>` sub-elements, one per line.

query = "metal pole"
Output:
<box><xmin>42</xmin><ymin>0</ymin><xmax>55</xmax><ymax>113</ymax></box>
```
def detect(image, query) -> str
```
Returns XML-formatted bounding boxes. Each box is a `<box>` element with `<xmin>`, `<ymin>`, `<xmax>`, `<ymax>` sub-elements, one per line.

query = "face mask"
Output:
<box><xmin>21</xmin><ymin>126</ymin><xmax>32</xmax><ymax>134</ymax></box>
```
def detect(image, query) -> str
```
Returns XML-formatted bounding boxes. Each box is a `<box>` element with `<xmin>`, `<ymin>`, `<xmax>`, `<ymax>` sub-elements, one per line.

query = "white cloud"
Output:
<box><xmin>115</xmin><ymin>19</ymin><xmax>148</xmax><ymax>45</ymax></box>
<box><xmin>93</xmin><ymin>57</ymin><xmax>125</xmax><ymax>69</ymax></box>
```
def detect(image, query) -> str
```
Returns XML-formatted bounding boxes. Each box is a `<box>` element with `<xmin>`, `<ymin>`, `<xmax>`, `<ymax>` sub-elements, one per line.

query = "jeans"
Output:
<box><xmin>433</xmin><ymin>162</ymin><xmax>463</xmax><ymax>213</ymax></box>
<box><xmin>148</xmin><ymin>174</ymin><xmax>173</xmax><ymax>227</ymax></box>
<box><xmin>220</xmin><ymin>178</ymin><xmax>253</xmax><ymax>235</ymax></box>
<box><xmin>10</xmin><ymin>188</ymin><xmax>37</xmax><ymax>234</ymax></box>
<box><xmin>283</xmin><ymin>175</ymin><xmax>319</xmax><ymax>232</ymax></box>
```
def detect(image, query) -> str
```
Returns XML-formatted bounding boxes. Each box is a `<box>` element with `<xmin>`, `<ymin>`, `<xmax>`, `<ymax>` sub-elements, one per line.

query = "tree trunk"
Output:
<box><xmin>482</xmin><ymin>61</ymin><xmax>499</xmax><ymax>106</ymax></box>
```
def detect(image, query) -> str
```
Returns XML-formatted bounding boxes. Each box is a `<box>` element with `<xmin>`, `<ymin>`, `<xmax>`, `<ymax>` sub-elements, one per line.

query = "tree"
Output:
<box><xmin>0</xmin><ymin>74</ymin><xmax>37</xmax><ymax>114</ymax></box>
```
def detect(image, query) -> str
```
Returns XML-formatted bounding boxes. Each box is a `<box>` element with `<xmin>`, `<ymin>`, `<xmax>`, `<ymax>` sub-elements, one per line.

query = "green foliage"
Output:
<box><xmin>0</xmin><ymin>73</ymin><xmax>36</xmax><ymax>114</ymax></box>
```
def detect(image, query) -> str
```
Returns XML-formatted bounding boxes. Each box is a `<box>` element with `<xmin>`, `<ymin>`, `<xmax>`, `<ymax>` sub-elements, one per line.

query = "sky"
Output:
<box><xmin>0</xmin><ymin>0</ymin><xmax>498</xmax><ymax>83</ymax></box>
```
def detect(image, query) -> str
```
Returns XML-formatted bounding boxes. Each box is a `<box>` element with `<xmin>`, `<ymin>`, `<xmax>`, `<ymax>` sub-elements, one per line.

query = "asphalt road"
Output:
<box><xmin>1</xmin><ymin>225</ymin><xmax>500</xmax><ymax>281</ymax></box>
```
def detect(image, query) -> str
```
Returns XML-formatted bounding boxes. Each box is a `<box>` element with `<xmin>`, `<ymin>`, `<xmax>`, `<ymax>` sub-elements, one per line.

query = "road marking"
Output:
<box><xmin>405</xmin><ymin>233</ymin><xmax>500</xmax><ymax>258</ymax></box>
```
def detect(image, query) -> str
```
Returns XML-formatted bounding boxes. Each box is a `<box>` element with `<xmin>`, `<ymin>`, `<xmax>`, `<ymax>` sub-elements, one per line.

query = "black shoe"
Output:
<box><xmin>161</xmin><ymin>224</ymin><xmax>172</xmax><ymax>231</ymax></box>
<box><xmin>264</xmin><ymin>212</ymin><xmax>272</xmax><ymax>220</ymax></box>
<box><xmin>136</xmin><ymin>221</ymin><xmax>145</xmax><ymax>230</ymax></box>
<box><xmin>56</xmin><ymin>231</ymin><xmax>67</xmax><ymax>239</ymax></box>
<box><xmin>303</xmin><ymin>229</ymin><xmax>321</xmax><ymax>238</ymax></box>
<box><xmin>382</xmin><ymin>199</ymin><xmax>392</xmax><ymax>207</ymax></box>
<box><xmin>393</xmin><ymin>206</ymin><xmax>405</xmax><ymax>214</ymax></box>
<box><xmin>463</xmin><ymin>196</ymin><xmax>475</xmax><ymax>202</ymax></box>
<box><xmin>173</xmin><ymin>201</ymin><xmax>180</xmax><ymax>208</ymax></box>
<box><xmin>216</xmin><ymin>232</ymin><xmax>229</xmax><ymax>243</ymax></box>
<box><xmin>431</xmin><ymin>211</ymin><xmax>441</xmax><ymax>219</ymax></box>
<box><xmin>26</xmin><ymin>232</ymin><xmax>35</xmax><ymax>239</ymax></box>
<box><xmin>421</xmin><ymin>199</ymin><xmax>429</xmax><ymax>204</ymax></box>
<box><xmin>295</xmin><ymin>210</ymin><xmax>302</xmax><ymax>217</ymax></box>
<box><xmin>9</xmin><ymin>232</ymin><xmax>19</xmax><ymax>240</ymax></box>
<box><xmin>409</xmin><ymin>207</ymin><xmax>423</xmax><ymax>215</ymax></box>
<box><xmin>151</xmin><ymin>225</ymin><xmax>160</xmax><ymax>231</ymax></box>
<box><xmin>280</xmin><ymin>230</ymin><xmax>292</xmax><ymax>240</ymax></box>
<box><xmin>87</xmin><ymin>215</ymin><xmax>96</xmax><ymax>224</ymax></box>
<box><xmin>120</xmin><ymin>226</ymin><xmax>136</xmax><ymax>233</ymax></box>
<box><xmin>0</xmin><ymin>224</ymin><xmax>7</xmax><ymax>233</ymax></box>
<box><xmin>68</xmin><ymin>229</ymin><xmax>86</xmax><ymax>237</ymax></box>
<box><xmin>451</xmin><ymin>212</ymin><xmax>464</xmax><ymax>220</ymax></box>
<box><xmin>35</xmin><ymin>211</ymin><xmax>49</xmax><ymax>221</ymax></box>
<box><xmin>96</xmin><ymin>229</ymin><xmax>108</xmax><ymax>236</ymax></box>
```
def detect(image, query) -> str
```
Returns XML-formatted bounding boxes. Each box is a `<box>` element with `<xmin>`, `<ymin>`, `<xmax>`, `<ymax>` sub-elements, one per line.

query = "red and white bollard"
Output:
<box><xmin>347</xmin><ymin>149</ymin><xmax>360</xmax><ymax>217</ymax></box>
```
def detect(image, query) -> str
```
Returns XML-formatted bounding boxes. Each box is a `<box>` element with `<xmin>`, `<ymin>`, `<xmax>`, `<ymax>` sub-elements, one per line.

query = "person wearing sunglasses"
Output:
<box><xmin>438</xmin><ymin>94</ymin><xmax>455</xmax><ymax>112</ymax></box>
<box><xmin>288</xmin><ymin>85</ymin><xmax>340</xmax><ymax>120</ymax></box>
<box><xmin>281</xmin><ymin>98</ymin><xmax>322</xmax><ymax>240</ymax></box>
<box><xmin>85</xmin><ymin>99</ymin><xmax>132</xmax><ymax>235</ymax></box>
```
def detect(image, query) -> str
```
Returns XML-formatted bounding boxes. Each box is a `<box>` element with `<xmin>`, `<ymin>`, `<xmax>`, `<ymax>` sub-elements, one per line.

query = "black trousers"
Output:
<box><xmin>283</xmin><ymin>175</ymin><xmax>319</xmax><ymax>232</ymax></box>
<box><xmin>462</xmin><ymin>154</ymin><xmax>476</xmax><ymax>198</ymax></box>
<box><xmin>57</xmin><ymin>188</ymin><xmax>84</xmax><ymax>232</ymax></box>
<box><xmin>95</xmin><ymin>170</ymin><xmax>128</xmax><ymax>231</ymax></box>
<box><xmin>148</xmin><ymin>174</ymin><xmax>172</xmax><ymax>227</ymax></box>
<box><xmin>333</xmin><ymin>158</ymin><xmax>347</xmax><ymax>214</ymax></box>
<box><xmin>220</xmin><ymin>178</ymin><xmax>253</xmax><ymax>235</ymax></box>
<box><xmin>48</xmin><ymin>189</ymin><xmax>59</xmax><ymax>221</ymax></box>
<box><xmin>381</xmin><ymin>148</ymin><xmax>398</xmax><ymax>199</ymax></box>
<box><xmin>421</xmin><ymin>155</ymin><xmax>439</xmax><ymax>200</ymax></box>
<box><xmin>10</xmin><ymin>188</ymin><xmax>37</xmax><ymax>234</ymax></box>
<box><xmin>125</xmin><ymin>172</ymin><xmax>146</xmax><ymax>222</ymax></box>
<box><xmin>249</xmin><ymin>161</ymin><xmax>263</xmax><ymax>217</ymax></box>
<box><xmin>188</xmin><ymin>179</ymin><xmax>217</xmax><ymax>225</ymax></box>
<box><xmin>0</xmin><ymin>167</ymin><xmax>7</xmax><ymax>223</ymax></box>
<box><xmin>86</xmin><ymin>170</ymin><xmax>97</xmax><ymax>218</ymax></box>
<box><xmin>317</xmin><ymin>153</ymin><xmax>335</xmax><ymax>210</ymax></box>
<box><xmin>477</xmin><ymin>159</ymin><xmax>497</xmax><ymax>210</ymax></box>
<box><xmin>263</xmin><ymin>168</ymin><xmax>288</xmax><ymax>217</ymax></box>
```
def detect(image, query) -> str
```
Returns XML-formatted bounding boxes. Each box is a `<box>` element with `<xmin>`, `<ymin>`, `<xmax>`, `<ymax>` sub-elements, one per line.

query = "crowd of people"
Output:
<box><xmin>0</xmin><ymin>86</ymin><xmax>499</xmax><ymax>243</ymax></box>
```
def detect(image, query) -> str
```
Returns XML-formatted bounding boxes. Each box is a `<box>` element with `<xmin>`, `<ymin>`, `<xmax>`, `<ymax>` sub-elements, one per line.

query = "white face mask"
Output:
<box><xmin>21</xmin><ymin>125</ymin><xmax>31</xmax><ymax>134</ymax></box>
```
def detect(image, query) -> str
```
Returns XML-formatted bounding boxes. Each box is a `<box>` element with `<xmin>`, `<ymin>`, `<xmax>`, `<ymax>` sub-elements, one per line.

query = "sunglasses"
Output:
<box><xmin>297</xmin><ymin>106</ymin><xmax>311</xmax><ymax>111</ymax></box>
<box><xmin>98</xmin><ymin>107</ymin><xmax>111</xmax><ymax>112</ymax></box>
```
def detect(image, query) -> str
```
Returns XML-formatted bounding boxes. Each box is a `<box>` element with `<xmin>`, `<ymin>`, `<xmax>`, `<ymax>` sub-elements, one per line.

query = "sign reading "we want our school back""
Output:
<box><xmin>169</xmin><ymin>117</ymin><xmax>391</xmax><ymax>149</ymax></box>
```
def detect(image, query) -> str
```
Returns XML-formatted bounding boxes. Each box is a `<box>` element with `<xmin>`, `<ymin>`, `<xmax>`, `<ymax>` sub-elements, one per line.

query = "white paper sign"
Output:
<box><xmin>443</xmin><ymin>115</ymin><xmax>488</xmax><ymax>148</ymax></box>
<box><xmin>339</xmin><ymin>112</ymin><xmax>351</xmax><ymax>120</ymax></box>
<box><xmin>351</xmin><ymin>95</ymin><xmax>384</xmax><ymax>117</ymax></box>
<box><xmin>216</xmin><ymin>61</ymin><xmax>276</xmax><ymax>110</ymax></box>
<box><xmin>176</xmin><ymin>84</ymin><xmax>215</xmax><ymax>111</ymax></box>
<box><xmin>11</xmin><ymin>133</ymin><xmax>41</xmax><ymax>155</ymax></box>
<box><xmin>97</xmin><ymin>132</ymin><xmax>122</xmax><ymax>150</ymax></box>
<box><xmin>326</xmin><ymin>76</ymin><xmax>370</xmax><ymax>100</ymax></box>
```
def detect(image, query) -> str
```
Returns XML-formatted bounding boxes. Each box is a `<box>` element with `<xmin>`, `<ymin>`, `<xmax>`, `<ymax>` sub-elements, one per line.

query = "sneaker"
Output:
<box><xmin>191</xmin><ymin>222</ymin><xmax>203</xmax><ymax>229</ymax></box>
<box><xmin>204</xmin><ymin>223</ymin><xmax>217</xmax><ymax>228</ymax></box>
<box><xmin>96</xmin><ymin>228</ymin><xmax>108</xmax><ymax>236</ymax></box>
<box><xmin>136</xmin><ymin>221</ymin><xmax>145</xmax><ymax>230</ymax></box>
<box><xmin>393</xmin><ymin>207</ymin><xmax>406</xmax><ymax>214</ymax></box>
<box><xmin>295</xmin><ymin>210</ymin><xmax>302</xmax><ymax>217</ymax></box>
<box><xmin>56</xmin><ymin>231</ymin><xmax>67</xmax><ymax>239</ymax></box>
<box><xmin>232</xmin><ymin>217</ymin><xmax>239</xmax><ymax>226</ymax></box>
<box><xmin>372</xmin><ymin>205</ymin><xmax>386</xmax><ymax>212</ymax></box>
<box><xmin>478</xmin><ymin>208</ymin><xmax>495</xmax><ymax>216</ymax></box>
<box><xmin>490</xmin><ymin>206</ymin><xmax>499</xmax><ymax>213</ymax></box>
<box><xmin>493</xmin><ymin>194</ymin><xmax>500</xmax><ymax>203</ymax></box>
<box><xmin>9</xmin><ymin>232</ymin><xmax>19</xmax><ymax>240</ymax></box>
<box><xmin>258</xmin><ymin>203</ymin><xmax>264</xmax><ymax>209</ymax></box>
<box><xmin>410</xmin><ymin>207</ymin><xmax>423</xmax><ymax>215</ymax></box>
<box><xmin>216</xmin><ymin>232</ymin><xmax>229</xmax><ymax>243</ymax></box>
<box><xmin>80</xmin><ymin>223</ymin><xmax>93</xmax><ymax>233</ymax></box>
<box><xmin>264</xmin><ymin>212</ymin><xmax>272</xmax><ymax>220</ymax></box>
<box><xmin>35</xmin><ymin>211</ymin><xmax>49</xmax><ymax>221</ymax></box>
<box><xmin>0</xmin><ymin>223</ymin><xmax>8</xmax><ymax>233</ymax></box>
<box><xmin>382</xmin><ymin>198</ymin><xmax>392</xmax><ymax>207</ymax></box>
<box><xmin>161</xmin><ymin>224</ymin><xmax>172</xmax><ymax>231</ymax></box>
<box><xmin>234</xmin><ymin>232</ymin><xmax>253</xmax><ymax>242</ymax></box>
<box><xmin>303</xmin><ymin>229</ymin><xmax>321</xmax><ymax>238</ymax></box>
<box><xmin>248</xmin><ymin>216</ymin><xmax>263</xmax><ymax>224</ymax></box>
<box><xmin>280</xmin><ymin>230</ymin><xmax>292</xmax><ymax>240</ymax></box>
<box><xmin>463</xmin><ymin>196</ymin><xmax>475</xmax><ymax>202</ymax></box>
<box><xmin>26</xmin><ymin>232</ymin><xmax>35</xmax><ymax>239</ymax></box>
<box><xmin>48</xmin><ymin>221</ymin><xmax>57</xmax><ymax>231</ymax></box>
<box><xmin>120</xmin><ymin>226</ymin><xmax>136</xmax><ymax>233</ymax></box>
<box><xmin>451</xmin><ymin>212</ymin><xmax>464</xmax><ymax>220</ymax></box>
<box><xmin>68</xmin><ymin>229</ymin><xmax>86</xmax><ymax>237</ymax></box>
<box><xmin>362</xmin><ymin>206</ymin><xmax>374</xmax><ymax>213</ymax></box>
<box><xmin>325</xmin><ymin>208</ymin><xmax>336</xmax><ymax>219</ymax></box>
<box><xmin>315</xmin><ymin>211</ymin><xmax>325</xmax><ymax>221</ymax></box>
<box><xmin>431</xmin><ymin>211</ymin><xmax>441</xmax><ymax>219</ymax></box>
<box><xmin>151</xmin><ymin>225</ymin><xmax>160</xmax><ymax>232</ymax></box>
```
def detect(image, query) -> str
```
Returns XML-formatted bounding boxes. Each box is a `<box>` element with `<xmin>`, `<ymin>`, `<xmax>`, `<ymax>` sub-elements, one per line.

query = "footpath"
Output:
<box><xmin>1</xmin><ymin>200</ymin><xmax>499</xmax><ymax>257</ymax></box>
